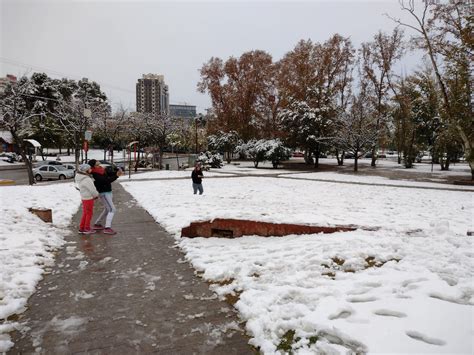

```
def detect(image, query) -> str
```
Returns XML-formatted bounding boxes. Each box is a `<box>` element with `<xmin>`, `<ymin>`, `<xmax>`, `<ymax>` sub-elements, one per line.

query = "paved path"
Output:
<box><xmin>10</xmin><ymin>184</ymin><xmax>253</xmax><ymax>354</ymax></box>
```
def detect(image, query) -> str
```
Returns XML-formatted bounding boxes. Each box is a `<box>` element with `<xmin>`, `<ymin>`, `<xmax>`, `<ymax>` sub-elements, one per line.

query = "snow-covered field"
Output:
<box><xmin>121</xmin><ymin>176</ymin><xmax>474</xmax><ymax>354</ymax></box>
<box><xmin>127</xmin><ymin>170</ymin><xmax>235</xmax><ymax>180</ymax></box>
<box><xmin>0</xmin><ymin>184</ymin><xmax>80</xmax><ymax>352</ymax></box>
<box><xmin>283</xmin><ymin>172</ymin><xmax>474</xmax><ymax>190</ymax></box>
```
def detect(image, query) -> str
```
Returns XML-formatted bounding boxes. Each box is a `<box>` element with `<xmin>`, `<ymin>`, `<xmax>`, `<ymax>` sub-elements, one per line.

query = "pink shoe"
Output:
<box><xmin>103</xmin><ymin>228</ymin><xmax>116</xmax><ymax>235</ymax></box>
<box><xmin>93</xmin><ymin>224</ymin><xmax>105</xmax><ymax>230</ymax></box>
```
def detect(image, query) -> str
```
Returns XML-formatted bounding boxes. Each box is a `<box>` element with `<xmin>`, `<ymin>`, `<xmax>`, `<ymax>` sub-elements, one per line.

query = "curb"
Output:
<box><xmin>0</xmin><ymin>164</ymin><xmax>26</xmax><ymax>171</ymax></box>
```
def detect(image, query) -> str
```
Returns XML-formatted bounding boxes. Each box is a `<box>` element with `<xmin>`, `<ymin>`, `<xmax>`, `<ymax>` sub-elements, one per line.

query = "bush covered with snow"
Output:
<box><xmin>196</xmin><ymin>151</ymin><xmax>223</xmax><ymax>168</ymax></box>
<box><xmin>207</xmin><ymin>131</ymin><xmax>241</xmax><ymax>163</ymax></box>
<box><xmin>235</xmin><ymin>139</ymin><xmax>292</xmax><ymax>168</ymax></box>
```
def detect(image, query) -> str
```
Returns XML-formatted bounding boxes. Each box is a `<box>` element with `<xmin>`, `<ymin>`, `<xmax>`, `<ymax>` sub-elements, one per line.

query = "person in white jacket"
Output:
<box><xmin>75</xmin><ymin>164</ymin><xmax>99</xmax><ymax>234</ymax></box>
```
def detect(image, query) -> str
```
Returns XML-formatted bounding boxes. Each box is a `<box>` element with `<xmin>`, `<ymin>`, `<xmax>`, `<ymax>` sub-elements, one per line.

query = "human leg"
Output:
<box><xmin>82</xmin><ymin>199</ymin><xmax>94</xmax><ymax>231</ymax></box>
<box><xmin>94</xmin><ymin>194</ymin><xmax>108</xmax><ymax>226</ymax></box>
<box><xmin>79</xmin><ymin>200</ymin><xmax>87</xmax><ymax>230</ymax></box>
<box><xmin>101</xmin><ymin>192</ymin><xmax>116</xmax><ymax>228</ymax></box>
<box><xmin>198</xmin><ymin>183</ymin><xmax>203</xmax><ymax>195</ymax></box>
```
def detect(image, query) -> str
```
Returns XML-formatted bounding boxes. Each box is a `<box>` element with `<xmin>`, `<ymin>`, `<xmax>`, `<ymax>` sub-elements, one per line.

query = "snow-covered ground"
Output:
<box><xmin>282</xmin><ymin>172</ymin><xmax>474</xmax><ymax>190</ymax></box>
<box><xmin>0</xmin><ymin>184</ymin><xmax>80</xmax><ymax>352</ymax></box>
<box><xmin>1</xmin><ymin>168</ymin><xmax>472</xmax><ymax>353</ymax></box>
<box><xmin>126</xmin><ymin>170</ymin><xmax>235</xmax><ymax>180</ymax></box>
<box><xmin>121</xmin><ymin>175</ymin><xmax>474</xmax><ymax>354</ymax></box>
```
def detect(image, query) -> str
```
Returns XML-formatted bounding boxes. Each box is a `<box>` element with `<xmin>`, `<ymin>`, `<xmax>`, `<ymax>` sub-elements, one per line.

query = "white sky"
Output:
<box><xmin>1</xmin><ymin>0</ymin><xmax>424</xmax><ymax>113</ymax></box>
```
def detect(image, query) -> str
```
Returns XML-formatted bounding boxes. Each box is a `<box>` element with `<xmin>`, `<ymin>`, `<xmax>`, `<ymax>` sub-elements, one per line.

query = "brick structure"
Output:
<box><xmin>180</xmin><ymin>219</ymin><xmax>372</xmax><ymax>238</ymax></box>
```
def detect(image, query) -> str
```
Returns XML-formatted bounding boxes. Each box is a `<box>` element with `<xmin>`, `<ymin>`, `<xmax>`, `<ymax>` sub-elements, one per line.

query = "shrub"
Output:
<box><xmin>196</xmin><ymin>151</ymin><xmax>223</xmax><ymax>168</ymax></box>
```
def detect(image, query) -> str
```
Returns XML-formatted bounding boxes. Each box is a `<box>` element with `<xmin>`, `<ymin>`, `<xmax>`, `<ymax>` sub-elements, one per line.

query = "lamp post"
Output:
<box><xmin>194</xmin><ymin>114</ymin><xmax>203</xmax><ymax>154</ymax></box>
<box><xmin>83</xmin><ymin>108</ymin><xmax>92</xmax><ymax>163</ymax></box>
<box><xmin>128</xmin><ymin>141</ymin><xmax>139</xmax><ymax>179</ymax></box>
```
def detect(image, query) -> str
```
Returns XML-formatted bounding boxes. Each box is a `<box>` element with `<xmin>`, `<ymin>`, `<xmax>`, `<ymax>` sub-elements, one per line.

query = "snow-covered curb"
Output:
<box><xmin>0</xmin><ymin>184</ymin><xmax>80</xmax><ymax>352</ymax></box>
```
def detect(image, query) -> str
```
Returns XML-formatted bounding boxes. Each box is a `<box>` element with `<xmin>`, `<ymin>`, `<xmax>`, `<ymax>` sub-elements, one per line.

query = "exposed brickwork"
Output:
<box><xmin>181</xmin><ymin>219</ymin><xmax>363</xmax><ymax>238</ymax></box>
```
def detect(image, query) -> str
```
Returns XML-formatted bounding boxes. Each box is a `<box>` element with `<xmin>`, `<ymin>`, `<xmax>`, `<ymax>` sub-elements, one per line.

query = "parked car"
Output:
<box><xmin>0</xmin><ymin>152</ymin><xmax>18</xmax><ymax>163</ymax></box>
<box><xmin>292</xmin><ymin>151</ymin><xmax>304</xmax><ymax>158</ymax></box>
<box><xmin>344</xmin><ymin>152</ymin><xmax>355</xmax><ymax>159</ymax></box>
<box><xmin>35</xmin><ymin>160</ymin><xmax>63</xmax><ymax>167</ymax></box>
<box><xmin>33</xmin><ymin>165</ymin><xmax>75</xmax><ymax>181</ymax></box>
<box><xmin>62</xmin><ymin>163</ymin><xmax>76</xmax><ymax>176</ymax></box>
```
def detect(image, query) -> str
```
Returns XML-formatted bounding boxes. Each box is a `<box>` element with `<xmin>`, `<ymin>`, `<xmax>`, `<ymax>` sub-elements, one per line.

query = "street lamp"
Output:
<box><xmin>194</xmin><ymin>114</ymin><xmax>203</xmax><ymax>154</ymax></box>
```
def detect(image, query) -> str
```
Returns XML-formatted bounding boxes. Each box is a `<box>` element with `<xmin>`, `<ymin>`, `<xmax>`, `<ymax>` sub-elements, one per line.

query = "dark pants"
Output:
<box><xmin>192</xmin><ymin>183</ymin><xmax>203</xmax><ymax>195</ymax></box>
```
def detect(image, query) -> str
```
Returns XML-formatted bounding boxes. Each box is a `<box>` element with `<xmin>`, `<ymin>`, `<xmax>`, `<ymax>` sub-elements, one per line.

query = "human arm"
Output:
<box><xmin>84</xmin><ymin>178</ymin><xmax>99</xmax><ymax>198</ymax></box>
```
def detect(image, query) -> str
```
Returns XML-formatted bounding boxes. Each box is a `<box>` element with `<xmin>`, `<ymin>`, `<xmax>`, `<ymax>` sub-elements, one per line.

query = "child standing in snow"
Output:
<box><xmin>191</xmin><ymin>163</ymin><xmax>204</xmax><ymax>195</ymax></box>
<box><xmin>75</xmin><ymin>163</ymin><xmax>99</xmax><ymax>234</ymax></box>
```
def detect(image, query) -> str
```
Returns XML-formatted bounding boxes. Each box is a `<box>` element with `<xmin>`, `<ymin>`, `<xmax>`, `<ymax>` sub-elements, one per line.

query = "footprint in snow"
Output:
<box><xmin>373</xmin><ymin>309</ymin><xmax>407</xmax><ymax>318</ymax></box>
<box><xmin>328</xmin><ymin>309</ymin><xmax>352</xmax><ymax>320</ymax></box>
<box><xmin>347</xmin><ymin>296</ymin><xmax>378</xmax><ymax>303</ymax></box>
<box><xmin>406</xmin><ymin>330</ymin><xmax>446</xmax><ymax>346</ymax></box>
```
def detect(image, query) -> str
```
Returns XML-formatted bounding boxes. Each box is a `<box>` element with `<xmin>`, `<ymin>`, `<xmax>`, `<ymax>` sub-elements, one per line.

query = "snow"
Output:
<box><xmin>0</xmin><ymin>162</ymin><xmax>472</xmax><ymax>353</ymax></box>
<box><xmin>282</xmin><ymin>172</ymin><xmax>474</xmax><ymax>190</ymax></box>
<box><xmin>121</xmin><ymin>175</ymin><xmax>474</xmax><ymax>354</ymax></box>
<box><xmin>126</xmin><ymin>170</ymin><xmax>234</xmax><ymax>180</ymax></box>
<box><xmin>0</xmin><ymin>183</ymin><xmax>80</xmax><ymax>352</ymax></box>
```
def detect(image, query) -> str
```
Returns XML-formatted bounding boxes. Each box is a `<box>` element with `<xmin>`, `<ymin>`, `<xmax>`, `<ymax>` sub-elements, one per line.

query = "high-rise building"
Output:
<box><xmin>136</xmin><ymin>74</ymin><xmax>169</xmax><ymax>115</ymax></box>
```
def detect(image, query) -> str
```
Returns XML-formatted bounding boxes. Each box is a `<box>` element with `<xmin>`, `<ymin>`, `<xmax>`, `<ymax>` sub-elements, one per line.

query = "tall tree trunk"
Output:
<box><xmin>11</xmin><ymin>131</ymin><xmax>35</xmax><ymax>185</ymax></box>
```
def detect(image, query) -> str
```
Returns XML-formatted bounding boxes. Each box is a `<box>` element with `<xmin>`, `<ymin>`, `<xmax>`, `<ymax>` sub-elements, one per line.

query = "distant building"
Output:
<box><xmin>136</xmin><ymin>74</ymin><xmax>169</xmax><ymax>115</ymax></box>
<box><xmin>170</xmin><ymin>104</ymin><xmax>197</xmax><ymax>119</ymax></box>
<box><xmin>0</xmin><ymin>74</ymin><xmax>17</xmax><ymax>94</ymax></box>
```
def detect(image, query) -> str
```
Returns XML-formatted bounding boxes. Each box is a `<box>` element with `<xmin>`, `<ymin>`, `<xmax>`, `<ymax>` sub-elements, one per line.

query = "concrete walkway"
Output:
<box><xmin>10</xmin><ymin>184</ymin><xmax>254</xmax><ymax>354</ymax></box>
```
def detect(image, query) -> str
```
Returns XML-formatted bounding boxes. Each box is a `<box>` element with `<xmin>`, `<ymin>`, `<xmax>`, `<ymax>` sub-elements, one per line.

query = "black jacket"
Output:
<box><xmin>191</xmin><ymin>169</ymin><xmax>203</xmax><ymax>184</ymax></box>
<box><xmin>91</xmin><ymin>170</ymin><xmax>118</xmax><ymax>193</ymax></box>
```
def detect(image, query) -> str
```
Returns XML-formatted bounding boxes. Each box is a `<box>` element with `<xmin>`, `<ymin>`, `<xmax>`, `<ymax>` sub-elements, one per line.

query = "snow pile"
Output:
<box><xmin>121</xmin><ymin>176</ymin><xmax>473</xmax><ymax>354</ymax></box>
<box><xmin>0</xmin><ymin>184</ymin><xmax>80</xmax><ymax>352</ymax></box>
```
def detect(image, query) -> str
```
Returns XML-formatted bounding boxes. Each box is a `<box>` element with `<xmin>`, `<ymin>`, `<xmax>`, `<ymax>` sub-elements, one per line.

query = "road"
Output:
<box><xmin>0</xmin><ymin>166</ymin><xmax>30</xmax><ymax>185</ymax></box>
<box><xmin>0</xmin><ymin>156</ymin><xmax>192</xmax><ymax>186</ymax></box>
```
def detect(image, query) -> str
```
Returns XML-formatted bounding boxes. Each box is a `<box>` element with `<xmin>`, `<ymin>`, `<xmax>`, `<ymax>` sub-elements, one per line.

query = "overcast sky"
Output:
<box><xmin>1</xmin><ymin>0</ymin><xmax>424</xmax><ymax>113</ymax></box>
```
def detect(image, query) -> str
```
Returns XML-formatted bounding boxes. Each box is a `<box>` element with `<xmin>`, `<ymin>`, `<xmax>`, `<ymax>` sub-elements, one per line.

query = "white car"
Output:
<box><xmin>33</xmin><ymin>165</ymin><xmax>75</xmax><ymax>181</ymax></box>
<box><xmin>62</xmin><ymin>163</ymin><xmax>77</xmax><ymax>176</ymax></box>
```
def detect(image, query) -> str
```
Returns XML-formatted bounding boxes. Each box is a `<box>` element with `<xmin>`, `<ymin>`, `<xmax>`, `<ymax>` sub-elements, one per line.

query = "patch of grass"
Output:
<box><xmin>277</xmin><ymin>330</ymin><xmax>298</xmax><ymax>353</ymax></box>
<box><xmin>216</xmin><ymin>278</ymin><xmax>235</xmax><ymax>286</ymax></box>
<box><xmin>7</xmin><ymin>313</ymin><xmax>19</xmax><ymax>321</ymax></box>
<box><xmin>365</xmin><ymin>256</ymin><xmax>401</xmax><ymax>269</ymax></box>
<box><xmin>277</xmin><ymin>330</ymin><xmax>320</xmax><ymax>353</ymax></box>
<box><xmin>225</xmin><ymin>290</ymin><xmax>243</xmax><ymax>306</ymax></box>
<box><xmin>322</xmin><ymin>271</ymin><xmax>336</xmax><ymax>279</ymax></box>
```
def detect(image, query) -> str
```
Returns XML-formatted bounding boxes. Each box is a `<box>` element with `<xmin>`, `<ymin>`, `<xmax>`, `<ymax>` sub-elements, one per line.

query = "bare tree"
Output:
<box><xmin>360</xmin><ymin>28</ymin><xmax>404</xmax><ymax>167</ymax></box>
<box><xmin>387</xmin><ymin>0</ymin><xmax>474</xmax><ymax>179</ymax></box>
<box><xmin>333</xmin><ymin>88</ymin><xmax>379</xmax><ymax>172</ymax></box>
<box><xmin>92</xmin><ymin>105</ymin><xmax>129</xmax><ymax>162</ymax></box>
